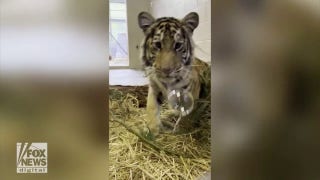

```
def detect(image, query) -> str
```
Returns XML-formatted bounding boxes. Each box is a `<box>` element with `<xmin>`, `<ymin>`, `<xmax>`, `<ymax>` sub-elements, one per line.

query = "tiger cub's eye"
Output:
<box><xmin>174</xmin><ymin>42</ymin><xmax>183</xmax><ymax>51</ymax></box>
<box><xmin>154</xmin><ymin>42</ymin><xmax>162</xmax><ymax>49</ymax></box>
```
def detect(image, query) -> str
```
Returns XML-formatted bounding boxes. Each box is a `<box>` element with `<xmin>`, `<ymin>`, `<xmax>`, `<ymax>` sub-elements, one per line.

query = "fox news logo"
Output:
<box><xmin>16</xmin><ymin>142</ymin><xmax>47</xmax><ymax>173</ymax></box>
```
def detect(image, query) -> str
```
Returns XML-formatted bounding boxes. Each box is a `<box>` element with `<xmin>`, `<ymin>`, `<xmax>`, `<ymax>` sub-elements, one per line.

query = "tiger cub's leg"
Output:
<box><xmin>146</xmin><ymin>86</ymin><xmax>162</xmax><ymax>137</ymax></box>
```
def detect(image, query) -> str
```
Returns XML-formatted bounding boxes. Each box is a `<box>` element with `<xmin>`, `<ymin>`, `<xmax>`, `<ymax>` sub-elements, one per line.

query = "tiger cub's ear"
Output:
<box><xmin>138</xmin><ymin>12</ymin><xmax>155</xmax><ymax>33</ymax></box>
<box><xmin>182</xmin><ymin>12</ymin><xmax>199</xmax><ymax>33</ymax></box>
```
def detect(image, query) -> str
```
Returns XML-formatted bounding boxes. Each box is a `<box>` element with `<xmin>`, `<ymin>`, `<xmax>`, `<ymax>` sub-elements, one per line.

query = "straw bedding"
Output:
<box><xmin>109</xmin><ymin>79</ymin><xmax>211</xmax><ymax>179</ymax></box>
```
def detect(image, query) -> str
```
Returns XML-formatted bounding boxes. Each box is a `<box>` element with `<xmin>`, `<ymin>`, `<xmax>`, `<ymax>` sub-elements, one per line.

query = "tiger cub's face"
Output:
<box><xmin>138</xmin><ymin>12</ymin><xmax>199</xmax><ymax>82</ymax></box>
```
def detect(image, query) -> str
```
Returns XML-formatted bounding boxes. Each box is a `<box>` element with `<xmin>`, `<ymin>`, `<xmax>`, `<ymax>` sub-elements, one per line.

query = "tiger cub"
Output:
<box><xmin>138</xmin><ymin>12</ymin><xmax>209</xmax><ymax>137</ymax></box>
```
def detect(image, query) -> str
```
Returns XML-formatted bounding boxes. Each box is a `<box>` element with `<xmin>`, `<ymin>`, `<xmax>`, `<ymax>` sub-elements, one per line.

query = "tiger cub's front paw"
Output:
<box><xmin>140</xmin><ymin>123</ymin><xmax>159</xmax><ymax>141</ymax></box>
<box><xmin>147</xmin><ymin>119</ymin><xmax>162</xmax><ymax>138</ymax></box>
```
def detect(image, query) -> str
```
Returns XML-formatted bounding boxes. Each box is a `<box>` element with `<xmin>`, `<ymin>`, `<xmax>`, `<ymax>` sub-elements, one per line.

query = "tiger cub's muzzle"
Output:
<box><xmin>154</xmin><ymin>50</ymin><xmax>182</xmax><ymax>76</ymax></box>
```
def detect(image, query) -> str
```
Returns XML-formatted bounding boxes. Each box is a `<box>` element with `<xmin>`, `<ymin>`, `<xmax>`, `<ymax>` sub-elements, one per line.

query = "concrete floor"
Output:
<box><xmin>109</xmin><ymin>69</ymin><xmax>148</xmax><ymax>86</ymax></box>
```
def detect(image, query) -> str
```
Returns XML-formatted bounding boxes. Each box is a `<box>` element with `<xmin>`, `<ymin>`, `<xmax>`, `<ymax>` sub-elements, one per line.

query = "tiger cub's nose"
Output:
<box><xmin>161</xmin><ymin>68</ymin><xmax>172</xmax><ymax>74</ymax></box>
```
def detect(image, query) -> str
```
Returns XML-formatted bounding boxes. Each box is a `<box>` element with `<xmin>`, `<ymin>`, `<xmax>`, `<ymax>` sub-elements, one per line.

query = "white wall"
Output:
<box><xmin>0</xmin><ymin>0</ymin><xmax>107</xmax><ymax>78</ymax></box>
<box><xmin>126</xmin><ymin>0</ymin><xmax>151</xmax><ymax>69</ymax></box>
<box><xmin>150</xmin><ymin>0</ymin><xmax>211</xmax><ymax>63</ymax></box>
